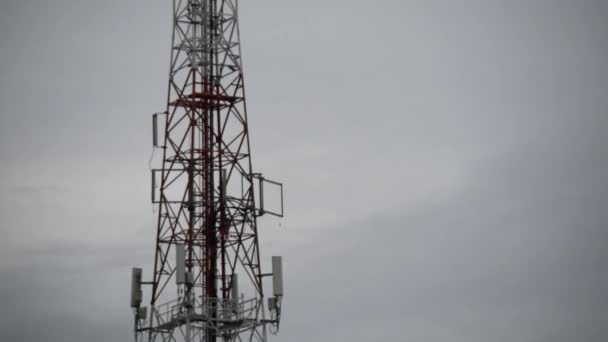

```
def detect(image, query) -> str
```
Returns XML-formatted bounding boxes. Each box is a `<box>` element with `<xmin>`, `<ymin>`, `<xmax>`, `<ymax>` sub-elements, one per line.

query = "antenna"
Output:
<box><xmin>272</xmin><ymin>256</ymin><xmax>284</xmax><ymax>297</ymax></box>
<box><xmin>175</xmin><ymin>244</ymin><xmax>185</xmax><ymax>285</ymax></box>
<box><xmin>130</xmin><ymin>268</ymin><xmax>142</xmax><ymax>309</ymax></box>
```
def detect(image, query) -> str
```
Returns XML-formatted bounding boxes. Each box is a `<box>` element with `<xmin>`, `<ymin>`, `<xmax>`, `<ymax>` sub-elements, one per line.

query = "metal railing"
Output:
<box><xmin>150</xmin><ymin>295</ymin><xmax>261</xmax><ymax>329</ymax></box>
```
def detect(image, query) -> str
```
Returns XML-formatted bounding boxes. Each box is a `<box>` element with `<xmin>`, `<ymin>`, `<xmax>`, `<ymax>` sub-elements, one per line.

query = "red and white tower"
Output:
<box><xmin>130</xmin><ymin>1</ymin><xmax>285</xmax><ymax>341</ymax></box>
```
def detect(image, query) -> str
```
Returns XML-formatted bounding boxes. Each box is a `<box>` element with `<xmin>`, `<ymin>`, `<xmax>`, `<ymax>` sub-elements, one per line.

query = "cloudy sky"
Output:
<box><xmin>1</xmin><ymin>0</ymin><xmax>607</xmax><ymax>341</ymax></box>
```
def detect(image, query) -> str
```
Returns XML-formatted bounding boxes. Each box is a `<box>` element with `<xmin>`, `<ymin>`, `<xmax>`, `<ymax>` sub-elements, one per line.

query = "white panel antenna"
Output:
<box><xmin>231</xmin><ymin>273</ymin><xmax>239</xmax><ymax>303</ymax></box>
<box><xmin>130</xmin><ymin>267</ymin><xmax>142</xmax><ymax>308</ymax></box>
<box><xmin>272</xmin><ymin>256</ymin><xmax>283</xmax><ymax>296</ymax></box>
<box><xmin>176</xmin><ymin>244</ymin><xmax>186</xmax><ymax>284</ymax></box>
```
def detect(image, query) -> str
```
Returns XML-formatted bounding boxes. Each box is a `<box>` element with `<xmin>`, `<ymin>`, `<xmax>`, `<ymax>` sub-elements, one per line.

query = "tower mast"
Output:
<box><xmin>130</xmin><ymin>2</ymin><xmax>285</xmax><ymax>341</ymax></box>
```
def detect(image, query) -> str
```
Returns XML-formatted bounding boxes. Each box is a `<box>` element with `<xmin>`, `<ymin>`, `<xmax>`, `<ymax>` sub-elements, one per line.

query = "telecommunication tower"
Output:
<box><xmin>130</xmin><ymin>1</ymin><xmax>285</xmax><ymax>341</ymax></box>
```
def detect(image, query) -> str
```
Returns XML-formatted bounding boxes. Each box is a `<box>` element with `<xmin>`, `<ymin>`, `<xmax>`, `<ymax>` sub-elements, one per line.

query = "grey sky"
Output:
<box><xmin>0</xmin><ymin>0</ymin><xmax>607</xmax><ymax>341</ymax></box>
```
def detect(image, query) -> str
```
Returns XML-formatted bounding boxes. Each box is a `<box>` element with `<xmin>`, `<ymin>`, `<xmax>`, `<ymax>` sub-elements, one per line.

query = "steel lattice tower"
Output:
<box><xmin>130</xmin><ymin>1</ymin><xmax>285</xmax><ymax>342</ymax></box>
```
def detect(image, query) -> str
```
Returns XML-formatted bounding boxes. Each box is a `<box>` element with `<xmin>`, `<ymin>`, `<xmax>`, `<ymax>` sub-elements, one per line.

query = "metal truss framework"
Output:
<box><xmin>133</xmin><ymin>1</ymin><xmax>281</xmax><ymax>341</ymax></box>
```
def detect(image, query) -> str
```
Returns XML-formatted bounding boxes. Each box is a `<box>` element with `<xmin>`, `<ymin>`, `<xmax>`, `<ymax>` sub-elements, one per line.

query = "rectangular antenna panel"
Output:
<box><xmin>175</xmin><ymin>244</ymin><xmax>185</xmax><ymax>284</ymax></box>
<box><xmin>138</xmin><ymin>306</ymin><xmax>147</xmax><ymax>320</ymax></box>
<box><xmin>231</xmin><ymin>273</ymin><xmax>239</xmax><ymax>301</ymax></box>
<box><xmin>252</xmin><ymin>174</ymin><xmax>284</xmax><ymax>217</ymax></box>
<box><xmin>185</xmin><ymin>271</ymin><xmax>194</xmax><ymax>286</ymax></box>
<box><xmin>152</xmin><ymin>113</ymin><xmax>166</xmax><ymax>148</ymax></box>
<box><xmin>272</xmin><ymin>256</ymin><xmax>283</xmax><ymax>296</ymax></box>
<box><xmin>268</xmin><ymin>297</ymin><xmax>277</xmax><ymax>311</ymax></box>
<box><xmin>130</xmin><ymin>268</ymin><xmax>142</xmax><ymax>308</ymax></box>
<box><xmin>231</xmin><ymin>273</ymin><xmax>239</xmax><ymax>315</ymax></box>
<box><xmin>152</xmin><ymin>114</ymin><xmax>158</xmax><ymax>147</ymax></box>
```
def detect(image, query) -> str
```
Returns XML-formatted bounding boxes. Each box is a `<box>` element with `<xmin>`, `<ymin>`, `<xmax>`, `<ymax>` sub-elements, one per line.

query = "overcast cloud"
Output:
<box><xmin>0</xmin><ymin>0</ymin><xmax>607</xmax><ymax>341</ymax></box>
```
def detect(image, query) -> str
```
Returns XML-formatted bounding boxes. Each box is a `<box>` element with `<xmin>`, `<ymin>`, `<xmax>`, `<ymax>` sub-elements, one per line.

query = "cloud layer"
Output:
<box><xmin>0</xmin><ymin>1</ymin><xmax>606</xmax><ymax>341</ymax></box>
